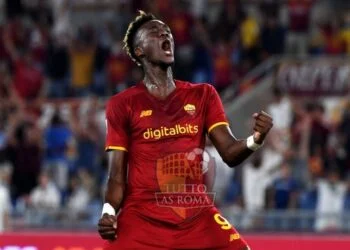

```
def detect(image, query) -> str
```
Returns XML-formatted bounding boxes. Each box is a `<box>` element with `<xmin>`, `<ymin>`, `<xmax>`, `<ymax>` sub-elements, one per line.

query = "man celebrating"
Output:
<box><xmin>98</xmin><ymin>11</ymin><xmax>273</xmax><ymax>250</ymax></box>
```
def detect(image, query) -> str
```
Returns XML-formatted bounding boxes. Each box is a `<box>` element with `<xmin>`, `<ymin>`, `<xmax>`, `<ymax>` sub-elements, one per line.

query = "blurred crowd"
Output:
<box><xmin>214</xmin><ymin>89</ymin><xmax>350</xmax><ymax>232</ymax></box>
<box><xmin>0</xmin><ymin>0</ymin><xmax>348</xmax><ymax>100</ymax></box>
<box><xmin>0</xmin><ymin>0</ymin><xmax>350</xmax><ymax>232</ymax></box>
<box><xmin>0</xmin><ymin>96</ymin><xmax>107</xmax><ymax>229</ymax></box>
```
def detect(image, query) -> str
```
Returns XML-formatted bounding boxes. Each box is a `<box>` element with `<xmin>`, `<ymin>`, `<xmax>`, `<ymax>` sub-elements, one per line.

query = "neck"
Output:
<box><xmin>143</xmin><ymin>63</ymin><xmax>175</xmax><ymax>98</ymax></box>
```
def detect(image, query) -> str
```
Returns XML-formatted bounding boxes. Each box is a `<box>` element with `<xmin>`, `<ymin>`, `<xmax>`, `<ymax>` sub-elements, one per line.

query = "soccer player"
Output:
<box><xmin>98</xmin><ymin>11</ymin><xmax>273</xmax><ymax>250</ymax></box>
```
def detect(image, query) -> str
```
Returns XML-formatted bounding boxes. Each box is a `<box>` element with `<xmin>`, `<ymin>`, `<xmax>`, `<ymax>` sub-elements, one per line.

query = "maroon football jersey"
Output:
<box><xmin>105</xmin><ymin>80</ymin><xmax>229</xmax><ymax>224</ymax></box>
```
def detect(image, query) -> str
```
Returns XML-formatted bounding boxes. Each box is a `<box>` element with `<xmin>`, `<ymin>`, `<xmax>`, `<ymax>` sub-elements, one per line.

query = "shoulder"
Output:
<box><xmin>176</xmin><ymin>80</ymin><xmax>216</xmax><ymax>95</ymax></box>
<box><xmin>107</xmin><ymin>85</ymin><xmax>143</xmax><ymax>107</ymax></box>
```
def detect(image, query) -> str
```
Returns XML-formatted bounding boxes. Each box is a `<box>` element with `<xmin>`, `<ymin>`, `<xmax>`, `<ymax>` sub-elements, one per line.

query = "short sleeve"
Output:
<box><xmin>205</xmin><ymin>85</ymin><xmax>229</xmax><ymax>133</ymax></box>
<box><xmin>105</xmin><ymin>97</ymin><xmax>129</xmax><ymax>151</ymax></box>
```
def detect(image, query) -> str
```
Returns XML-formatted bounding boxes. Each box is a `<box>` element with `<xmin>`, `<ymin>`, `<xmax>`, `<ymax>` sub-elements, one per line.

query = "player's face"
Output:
<box><xmin>136</xmin><ymin>20</ymin><xmax>174</xmax><ymax>66</ymax></box>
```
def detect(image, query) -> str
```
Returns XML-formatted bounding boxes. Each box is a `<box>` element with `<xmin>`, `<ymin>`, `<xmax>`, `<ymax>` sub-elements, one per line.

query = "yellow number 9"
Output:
<box><xmin>214</xmin><ymin>213</ymin><xmax>232</xmax><ymax>230</ymax></box>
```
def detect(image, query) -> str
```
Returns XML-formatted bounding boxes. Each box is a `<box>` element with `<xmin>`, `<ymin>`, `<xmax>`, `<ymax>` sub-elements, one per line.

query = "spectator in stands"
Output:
<box><xmin>267</xmin><ymin>87</ymin><xmax>292</xmax><ymax>132</ymax></box>
<box><xmin>0</xmin><ymin>62</ymin><xmax>21</xmax><ymax>175</ymax></box>
<box><xmin>113</xmin><ymin>1</ymin><xmax>132</xmax><ymax>41</ymax></box>
<box><xmin>0</xmin><ymin>165</ymin><xmax>11</xmax><ymax>232</ymax></box>
<box><xmin>315</xmin><ymin>169</ymin><xmax>347</xmax><ymax>232</ymax></box>
<box><xmin>0</xmin><ymin>61</ymin><xmax>14</xmax><ymax>133</ymax></box>
<box><xmin>344</xmin><ymin>178</ymin><xmax>350</xmax><ymax>211</ymax></box>
<box><xmin>266</xmin><ymin>87</ymin><xmax>295</xmax><ymax>171</ymax></box>
<box><xmin>23</xmin><ymin>170</ymin><xmax>60</xmax><ymax>225</ymax></box>
<box><xmin>211</xmin><ymin>0</ymin><xmax>242</xmax><ymax>43</ymax></box>
<box><xmin>212</xmin><ymin>38</ymin><xmax>234</xmax><ymax>93</ymax></box>
<box><xmin>205</xmin><ymin>138</ymin><xmax>233</xmax><ymax>206</ymax></box>
<box><xmin>289</xmin><ymin>102</ymin><xmax>323</xmax><ymax>180</ymax></box>
<box><xmin>71</xmin><ymin>100</ymin><xmax>101</xmax><ymax>175</ymax></box>
<box><xmin>192</xmin><ymin>17</ymin><xmax>213</xmax><ymax>84</ymax></box>
<box><xmin>307</xmin><ymin>102</ymin><xmax>331</xmax><ymax>173</ymax></box>
<box><xmin>266</xmin><ymin>162</ymin><xmax>299</xmax><ymax>230</ymax></box>
<box><xmin>3</xmin><ymin>16</ymin><xmax>28</xmax><ymax>54</ymax></box>
<box><xmin>290</xmin><ymin>106</ymin><xmax>312</xmax><ymax>187</ymax></box>
<box><xmin>268</xmin><ymin>163</ymin><xmax>299</xmax><ymax>210</ymax></box>
<box><xmin>44</xmin><ymin>111</ymin><xmax>73</xmax><ymax>192</ymax></box>
<box><xmin>285</xmin><ymin>0</ymin><xmax>314</xmax><ymax>55</ymax></box>
<box><xmin>92</xmin><ymin>42</ymin><xmax>110</xmax><ymax>96</ymax></box>
<box><xmin>320</xmin><ymin>19</ymin><xmax>344</xmax><ymax>55</ymax></box>
<box><xmin>223</xmin><ymin>175</ymin><xmax>242</xmax><ymax>207</ymax></box>
<box><xmin>261</xmin><ymin>15</ymin><xmax>286</xmax><ymax>59</ymax></box>
<box><xmin>46</xmin><ymin>38</ymin><xmax>70</xmax><ymax>98</ymax></box>
<box><xmin>106</xmin><ymin>41</ymin><xmax>132</xmax><ymax>94</ymax></box>
<box><xmin>259</xmin><ymin>0</ymin><xmax>280</xmax><ymax>20</ymax></box>
<box><xmin>69</xmin><ymin>25</ymin><xmax>96</xmax><ymax>97</ymax></box>
<box><xmin>309</xmin><ymin>25</ymin><xmax>325</xmax><ymax>55</ymax></box>
<box><xmin>4</xmin><ymin>24</ymin><xmax>46</xmax><ymax>105</ymax></box>
<box><xmin>28</xmin><ymin>171</ymin><xmax>60</xmax><ymax>210</ymax></box>
<box><xmin>9</xmin><ymin>48</ymin><xmax>46</xmax><ymax>103</ymax></box>
<box><xmin>340</xmin><ymin>11</ymin><xmax>350</xmax><ymax>54</ymax></box>
<box><xmin>51</xmin><ymin>0</ymin><xmax>71</xmax><ymax>44</ymax></box>
<box><xmin>65</xmin><ymin>171</ymin><xmax>91</xmax><ymax>219</ymax></box>
<box><xmin>0</xmin><ymin>127</ymin><xmax>7</xmax><ymax>170</ymax></box>
<box><xmin>6</xmin><ymin>118</ymin><xmax>42</xmax><ymax>201</ymax></box>
<box><xmin>29</xmin><ymin>13</ymin><xmax>50</xmax><ymax>70</ymax></box>
<box><xmin>168</xmin><ymin>0</ymin><xmax>194</xmax><ymax>80</ymax></box>
<box><xmin>337</xmin><ymin>101</ymin><xmax>350</xmax><ymax>176</ymax></box>
<box><xmin>25</xmin><ymin>0</ymin><xmax>53</xmax><ymax>30</ymax></box>
<box><xmin>239</xmin><ymin>10</ymin><xmax>260</xmax><ymax>65</ymax></box>
<box><xmin>241</xmin><ymin>147</ymin><xmax>282</xmax><ymax>229</ymax></box>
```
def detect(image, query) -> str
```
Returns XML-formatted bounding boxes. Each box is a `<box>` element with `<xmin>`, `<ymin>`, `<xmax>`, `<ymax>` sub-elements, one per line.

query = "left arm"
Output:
<box><xmin>209</xmin><ymin>111</ymin><xmax>273</xmax><ymax>167</ymax></box>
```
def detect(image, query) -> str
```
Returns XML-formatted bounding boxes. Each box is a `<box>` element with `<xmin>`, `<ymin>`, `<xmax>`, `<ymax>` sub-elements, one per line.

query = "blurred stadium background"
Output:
<box><xmin>0</xmin><ymin>0</ymin><xmax>350</xmax><ymax>249</ymax></box>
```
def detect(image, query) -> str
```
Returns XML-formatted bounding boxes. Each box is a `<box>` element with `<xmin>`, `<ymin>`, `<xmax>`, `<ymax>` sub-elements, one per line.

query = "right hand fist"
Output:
<box><xmin>98</xmin><ymin>214</ymin><xmax>117</xmax><ymax>241</ymax></box>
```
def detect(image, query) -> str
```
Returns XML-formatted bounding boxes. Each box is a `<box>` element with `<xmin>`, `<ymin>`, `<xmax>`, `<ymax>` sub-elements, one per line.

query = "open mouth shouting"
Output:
<box><xmin>161</xmin><ymin>39</ymin><xmax>173</xmax><ymax>56</ymax></box>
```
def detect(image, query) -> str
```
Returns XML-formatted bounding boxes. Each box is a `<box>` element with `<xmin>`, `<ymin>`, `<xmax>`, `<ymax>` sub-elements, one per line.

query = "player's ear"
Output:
<box><xmin>135</xmin><ymin>47</ymin><xmax>144</xmax><ymax>58</ymax></box>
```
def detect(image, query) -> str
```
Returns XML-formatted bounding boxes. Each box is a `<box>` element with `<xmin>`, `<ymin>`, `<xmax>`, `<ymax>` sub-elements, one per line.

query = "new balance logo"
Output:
<box><xmin>140</xmin><ymin>110</ymin><xmax>152</xmax><ymax>117</ymax></box>
<box><xmin>230</xmin><ymin>233</ymin><xmax>240</xmax><ymax>241</ymax></box>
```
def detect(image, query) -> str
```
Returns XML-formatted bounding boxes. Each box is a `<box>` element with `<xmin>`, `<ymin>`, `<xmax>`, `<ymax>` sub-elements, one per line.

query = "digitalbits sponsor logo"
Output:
<box><xmin>155</xmin><ymin>148</ymin><xmax>216</xmax><ymax>218</ymax></box>
<box><xmin>143</xmin><ymin>124</ymin><xmax>199</xmax><ymax>140</ymax></box>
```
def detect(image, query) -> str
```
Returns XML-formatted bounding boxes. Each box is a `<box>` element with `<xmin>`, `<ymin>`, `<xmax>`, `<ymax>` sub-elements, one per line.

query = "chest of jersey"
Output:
<box><xmin>129</xmin><ymin>91</ymin><xmax>205</xmax><ymax>144</ymax></box>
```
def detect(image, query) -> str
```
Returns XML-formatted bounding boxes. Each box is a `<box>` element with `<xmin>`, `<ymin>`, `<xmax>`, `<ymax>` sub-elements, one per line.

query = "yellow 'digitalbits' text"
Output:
<box><xmin>143</xmin><ymin>124</ymin><xmax>199</xmax><ymax>140</ymax></box>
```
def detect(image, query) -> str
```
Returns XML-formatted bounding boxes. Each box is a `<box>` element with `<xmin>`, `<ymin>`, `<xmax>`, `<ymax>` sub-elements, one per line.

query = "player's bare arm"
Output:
<box><xmin>209</xmin><ymin>111</ymin><xmax>273</xmax><ymax>167</ymax></box>
<box><xmin>98</xmin><ymin>150</ymin><xmax>127</xmax><ymax>240</ymax></box>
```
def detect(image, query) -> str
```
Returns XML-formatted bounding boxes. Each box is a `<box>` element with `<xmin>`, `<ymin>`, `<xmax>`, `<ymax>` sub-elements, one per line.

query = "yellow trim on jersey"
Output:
<box><xmin>105</xmin><ymin>146</ymin><xmax>128</xmax><ymax>152</ymax></box>
<box><xmin>208</xmin><ymin>122</ymin><xmax>229</xmax><ymax>133</ymax></box>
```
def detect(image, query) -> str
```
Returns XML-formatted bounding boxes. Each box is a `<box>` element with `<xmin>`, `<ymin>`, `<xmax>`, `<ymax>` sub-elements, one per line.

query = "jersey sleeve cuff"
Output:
<box><xmin>207</xmin><ymin>122</ymin><xmax>229</xmax><ymax>134</ymax></box>
<box><xmin>105</xmin><ymin>146</ymin><xmax>128</xmax><ymax>152</ymax></box>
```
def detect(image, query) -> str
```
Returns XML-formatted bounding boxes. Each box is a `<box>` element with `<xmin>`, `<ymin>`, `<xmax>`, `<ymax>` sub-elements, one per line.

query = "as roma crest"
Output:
<box><xmin>184</xmin><ymin>104</ymin><xmax>196</xmax><ymax>115</ymax></box>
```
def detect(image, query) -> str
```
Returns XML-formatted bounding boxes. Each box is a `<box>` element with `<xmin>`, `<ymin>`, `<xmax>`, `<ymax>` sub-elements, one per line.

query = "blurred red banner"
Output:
<box><xmin>1</xmin><ymin>232</ymin><xmax>350</xmax><ymax>250</ymax></box>
<box><xmin>0</xmin><ymin>232</ymin><xmax>105</xmax><ymax>250</ymax></box>
<box><xmin>245</xmin><ymin>234</ymin><xmax>350</xmax><ymax>250</ymax></box>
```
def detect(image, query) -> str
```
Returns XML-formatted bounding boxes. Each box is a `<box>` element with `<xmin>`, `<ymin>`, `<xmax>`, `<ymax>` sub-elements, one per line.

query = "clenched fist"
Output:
<box><xmin>98</xmin><ymin>214</ymin><xmax>117</xmax><ymax>241</ymax></box>
<box><xmin>252</xmin><ymin>111</ymin><xmax>273</xmax><ymax>144</ymax></box>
